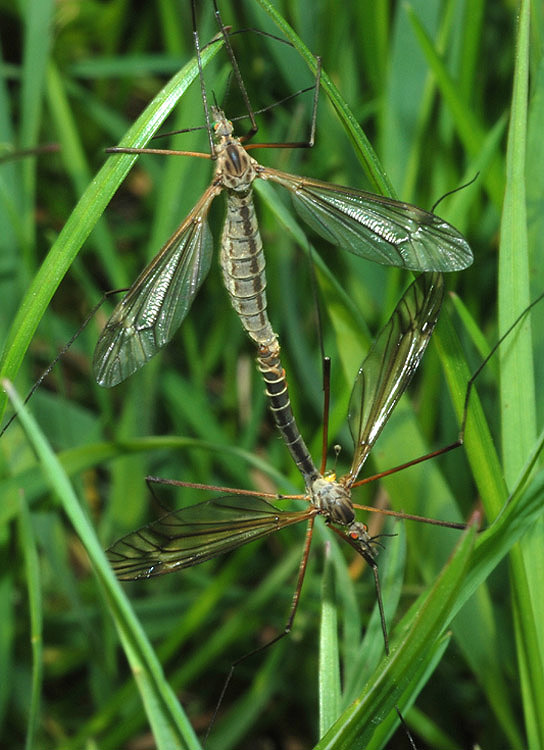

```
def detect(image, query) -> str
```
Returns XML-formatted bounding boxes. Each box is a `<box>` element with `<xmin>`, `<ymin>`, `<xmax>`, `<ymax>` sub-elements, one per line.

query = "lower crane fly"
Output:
<box><xmin>107</xmin><ymin>273</ymin><xmax>465</xmax><ymax>659</ymax></box>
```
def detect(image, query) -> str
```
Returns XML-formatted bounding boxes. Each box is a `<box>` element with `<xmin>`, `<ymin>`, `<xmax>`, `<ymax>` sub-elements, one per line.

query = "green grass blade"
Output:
<box><xmin>314</xmin><ymin>519</ymin><xmax>478</xmax><ymax>749</ymax></box>
<box><xmin>406</xmin><ymin>4</ymin><xmax>504</xmax><ymax>207</ymax></box>
<box><xmin>19</xmin><ymin>0</ymin><xmax>55</xmax><ymax>264</ymax></box>
<box><xmin>435</xmin><ymin>306</ymin><xmax>507</xmax><ymax>519</ymax></box>
<box><xmin>499</xmin><ymin>2</ymin><xmax>535</xmax><ymax>473</ymax></box>
<box><xmin>3</xmin><ymin>380</ymin><xmax>202</xmax><ymax>750</ymax></box>
<box><xmin>45</xmin><ymin>62</ymin><xmax>126</xmax><ymax>288</ymax></box>
<box><xmin>254</xmin><ymin>0</ymin><xmax>396</xmax><ymax>197</ymax></box>
<box><xmin>16</xmin><ymin>493</ymin><xmax>44</xmax><ymax>750</ymax></box>
<box><xmin>498</xmin><ymin>4</ymin><xmax>544</xmax><ymax>747</ymax></box>
<box><xmin>319</xmin><ymin>542</ymin><xmax>341</xmax><ymax>736</ymax></box>
<box><xmin>0</xmin><ymin>42</ymin><xmax>221</xmax><ymax>422</ymax></box>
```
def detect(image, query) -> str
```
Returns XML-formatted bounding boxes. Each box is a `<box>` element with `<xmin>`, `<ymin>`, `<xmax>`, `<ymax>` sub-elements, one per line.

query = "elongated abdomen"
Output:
<box><xmin>220</xmin><ymin>189</ymin><xmax>319</xmax><ymax>486</ymax></box>
<box><xmin>220</xmin><ymin>190</ymin><xmax>277</xmax><ymax>349</ymax></box>
<box><xmin>257</xmin><ymin>343</ymin><xmax>319</xmax><ymax>487</ymax></box>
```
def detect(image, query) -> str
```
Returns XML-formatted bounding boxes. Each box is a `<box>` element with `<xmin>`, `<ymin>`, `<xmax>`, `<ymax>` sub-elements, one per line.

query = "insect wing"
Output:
<box><xmin>346</xmin><ymin>272</ymin><xmax>444</xmax><ymax>483</ymax></box>
<box><xmin>107</xmin><ymin>495</ymin><xmax>310</xmax><ymax>580</ymax></box>
<box><xmin>263</xmin><ymin>168</ymin><xmax>472</xmax><ymax>272</ymax></box>
<box><xmin>93</xmin><ymin>187</ymin><xmax>219</xmax><ymax>387</ymax></box>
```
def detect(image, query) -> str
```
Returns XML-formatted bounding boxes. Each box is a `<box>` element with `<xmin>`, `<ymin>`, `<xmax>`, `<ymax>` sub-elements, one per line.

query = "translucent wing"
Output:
<box><xmin>262</xmin><ymin>168</ymin><xmax>472</xmax><ymax>272</ymax></box>
<box><xmin>346</xmin><ymin>272</ymin><xmax>444</xmax><ymax>484</ymax></box>
<box><xmin>107</xmin><ymin>495</ymin><xmax>311</xmax><ymax>580</ymax></box>
<box><xmin>93</xmin><ymin>185</ymin><xmax>220</xmax><ymax>387</ymax></box>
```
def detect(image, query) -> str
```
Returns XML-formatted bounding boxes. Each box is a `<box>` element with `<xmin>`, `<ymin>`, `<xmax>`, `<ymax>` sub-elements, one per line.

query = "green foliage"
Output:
<box><xmin>1</xmin><ymin>1</ymin><xmax>542</xmax><ymax>748</ymax></box>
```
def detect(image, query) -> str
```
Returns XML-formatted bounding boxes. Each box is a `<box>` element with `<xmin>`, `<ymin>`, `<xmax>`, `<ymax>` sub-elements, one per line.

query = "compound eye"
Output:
<box><xmin>349</xmin><ymin>523</ymin><xmax>369</xmax><ymax>541</ymax></box>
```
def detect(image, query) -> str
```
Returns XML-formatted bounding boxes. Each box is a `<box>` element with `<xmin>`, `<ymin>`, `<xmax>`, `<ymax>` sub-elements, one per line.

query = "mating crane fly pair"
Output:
<box><xmin>93</xmin><ymin>68</ymin><xmax>472</xmax><ymax>497</ymax></box>
<box><xmin>97</xmin><ymin>14</ymin><xmax>472</xmax><ymax>746</ymax></box>
<box><xmin>98</xmin><ymin>22</ymin><xmax>472</xmax><ymax>646</ymax></box>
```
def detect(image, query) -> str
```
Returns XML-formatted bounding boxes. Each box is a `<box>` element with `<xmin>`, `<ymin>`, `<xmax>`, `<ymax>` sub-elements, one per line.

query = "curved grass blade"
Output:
<box><xmin>3</xmin><ymin>379</ymin><xmax>201</xmax><ymax>750</ymax></box>
<box><xmin>314</xmin><ymin>518</ymin><xmax>478</xmax><ymax>750</ymax></box>
<box><xmin>17</xmin><ymin>493</ymin><xmax>43</xmax><ymax>750</ymax></box>
<box><xmin>0</xmin><ymin>42</ymin><xmax>222</xmax><ymax>422</ymax></box>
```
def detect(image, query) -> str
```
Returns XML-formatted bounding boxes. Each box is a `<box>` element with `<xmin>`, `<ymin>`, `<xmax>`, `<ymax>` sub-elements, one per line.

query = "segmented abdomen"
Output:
<box><xmin>257</xmin><ymin>344</ymin><xmax>319</xmax><ymax>487</ymax></box>
<box><xmin>221</xmin><ymin>189</ymin><xmax>319</xmax><ymax>487</ymax></box>
<box><xmin>220</xmin><ymin>190</ymin><xmax>277</xmax><ymax>349</ymax></box>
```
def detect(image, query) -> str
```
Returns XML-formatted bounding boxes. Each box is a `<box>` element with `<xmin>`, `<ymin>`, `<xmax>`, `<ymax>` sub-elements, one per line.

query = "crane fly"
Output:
<box><xmin>93</xmin><ymin>65</ymin><xmax>472</xmax><ymax>389</ymax></box>
<box><xmin>107</xmin><ymin>272</ymin><xmax>465</xmax><ymax>657</ymax></box>
<box><xmin>93</xmin><ymin>10</ymin><xmax>472</xmax><ymax>506</ymax></box>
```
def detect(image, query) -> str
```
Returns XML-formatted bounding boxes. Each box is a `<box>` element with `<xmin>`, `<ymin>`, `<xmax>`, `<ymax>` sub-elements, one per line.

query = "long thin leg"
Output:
<box><xmin>192</xmin><ymin>0</ymin><xmax>214</xmax><ymax>154</ymax></box>
<box><xmin>210</xmin><ymin>1</ymin><xmax>321</xmax><ymax>147</ymax></box>
<box><xmin>396</xmin><ymin>707</ymin><xmax>418</xmax><ymax>750</ymax></box>
<box><xmin>244</xmin><ymin>56</ymin><xmax>322</xmax><ymax>150</ymax></box>
<box><xmin>204</xmin><ymin>515</ymin><xmax>316</xmax><ymax>743</ymax></box>
<box><xmin>212</xmin><ymin>0</ymin><xmax>257</xmax><ymax>139</ymax></box>
<box><xmin>320</xmin><ymin>357</ymin><xmax>331</xmax><ymax>475</ymax></box>
<box><xmin>0</xmin><ymin>289</ymin><xmax>126</xmax><ymax>438</ymax></box>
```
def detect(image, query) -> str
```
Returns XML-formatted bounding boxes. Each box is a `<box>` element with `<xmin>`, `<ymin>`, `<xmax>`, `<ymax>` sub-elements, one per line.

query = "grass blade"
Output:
<box><xmin>0</xmin><ymin>43</ymin><xmax>221</xmax><ymax>422</ymax></box>
<box><xmin>3</xmin><ymin>379</ymin><xmax>202</xmax><ymax>750</ymax></box>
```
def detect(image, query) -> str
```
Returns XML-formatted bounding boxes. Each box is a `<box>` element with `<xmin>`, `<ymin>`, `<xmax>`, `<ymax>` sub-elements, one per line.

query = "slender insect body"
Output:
<box><xmin>97</xmin><ymin>21</ymin><xmax>465</xmax><ymax>735</ymax></box>
<box><xmin>214</xmin><ymin>110</ymin><xmax>277</xmax><ymax>350</ymax></box>
<box><xmin>98</xmin><ymin>109</ymin><xmax>457</xmax><ymax>609</ymax></box>
<box><xmin>94</xmin><ymin>26</ymin><xmax>468</xmax><ymax>740</ymax></box>
<box><xmin>210</xmin><ymin>107</ymin><xmax>319</xmax><ymax>476</ymax></box>
<box><xmin>257</xmin><ymin>344</ymin><xmax>319</xmax><ymax>485</ymax></box>
<box><xmin>220</xmin><ymin>191</ymin><xmax>276</xmax><ymax>348</ymax></box>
